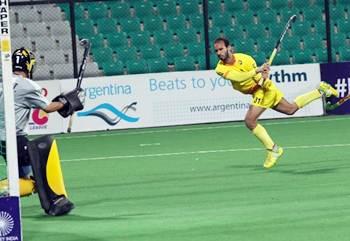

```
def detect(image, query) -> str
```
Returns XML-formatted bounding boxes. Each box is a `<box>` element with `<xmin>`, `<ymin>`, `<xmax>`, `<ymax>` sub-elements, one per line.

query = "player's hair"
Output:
<box><xmin>12</xmin><ymin>47</ymin><xmax>36</xmax><ymax>79</ymax></box>
<box><xmin>214</xmin><ymin>37</ymin><xmax>230</xmax><ymax>47</ymax></box>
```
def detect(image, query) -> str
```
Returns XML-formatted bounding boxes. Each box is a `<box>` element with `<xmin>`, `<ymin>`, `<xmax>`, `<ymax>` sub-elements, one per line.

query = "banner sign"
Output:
<box><xmin>0</xmin><ymin>197</ymin><xmax>22</xmax><ymax>241</ymax></box>
<box><xmin>27</xmin><ymin>63</ymin><xmax>324</xmax><ymax>134</ymax></box>
<box><xmin>320</xmin><ymin>62</ymin><xmax>350</xmax><ymax>115</ymax></box>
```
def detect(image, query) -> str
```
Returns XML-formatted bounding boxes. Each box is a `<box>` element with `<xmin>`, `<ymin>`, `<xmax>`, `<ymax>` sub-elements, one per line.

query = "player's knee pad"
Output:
<box><xmin>27</xmin><ymin>135</ymin><xmax>74</xmax><ymax>216</ymax></box>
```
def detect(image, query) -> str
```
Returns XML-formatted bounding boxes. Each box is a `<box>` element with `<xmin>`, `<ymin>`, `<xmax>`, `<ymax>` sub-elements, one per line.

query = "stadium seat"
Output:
<box><xmin>301</xmin><ymin>7</ymin><xmax>323</xmax><ymax>22</ymax></box>
<box><xmin>330</xmin><ymin>6</ymin><xmax>347</xmax><ymax>20</ymax></box>
<box><xmin>49</xmin><ymin>21</ymin><xmax>71</xmax><ymax>36</ymax></box>
<box><xmin>15</xmin><ymin>7</ymin><xmax>40</xmax><ymax>23</ymax></box>
<box><xmin>210</xmin><ymin>12</ymin><xmax>233</xmax><ymax>28</ymax></box>
<box><xmin>186</xmin><ymin>42</ymin><xmax>205</xmax><ymax>57</ymax></box>
<box><xmin>96</xmin><ymin>18</ymin><xmax>118</xmax><ymax>33</ymax></box>
<box><xmin>246</xmin><ymin>0</ymin><xmax>267</xmax><ymax>11</ymax></box>
<box><xmin>126</xmin><ymin>59</ymin><xmax>148</xmax><ymax>74</ymax></box>
<box><xmin>256</xmin><ymin>37</ymin><xmax>276</xmax><ymax>54</ymax></box>
<box><xmin>90</xmin><ymin>33</ymin><xmax>105</xmax><ymax>48</ymax></box>
<box><xmin>102</xmin><ymin>61</ymin><xmax>125</xmax><ymax>76</ymax></box>
<box><xmin>34</xmin><ymin>64</ymin><xmax>52</xmax><ymax>80</ymax></box>
<box><xmin>104</xmin><ymin>32</ymin><xmax>128</xmax><ymax>48</ymax></box>
<box><xmin>24</xmin><ymin>22</ymin><xmax>49</xmax><ymax>37</ymax></box>
<box><xmin>233</xmin><ymin>10</ymin><xmax>255</xmax><ymax>26</ymax></box>
<box><xmin>331</xmin><ymin>32</ymin><xmax>347</xmax><ymax>48</ymax></box>
<box><xmin>303</xmin><ymin>35</ymin><xmax>325</xmax><ymax>50</ymax></box>
<box><xmin>162</xmin><ymin>43</ymin><xmax>185</xmax><ymax>63</ymax></box>
<box><xmin>87</xmin><ymin>3</ymin><xmax>108</xmax><ymax>19</ymax></box>
<box><xmin>11</xmin><ymin>23</ymin><xmax>25</xmax><ymax>38</ymax></box>
<box><xmin>291</xmin><ymin>49</ymin><xmax>314</xmax><ymax>64</ymax></box>
<box><xmin>270</xmin><ymin>0</ymin><xmax>289</xmax><ymax>9</ymax></box>
<box><xmin>337</xmin><ymin>19</ymin><xmax>350</xmax><ymax>34</ymax></box>
<box><xmin>245</xmin><ymin>24</ymin><xmax>268</xmax><ymax>39</ymax></box>
<box><xmin>166</xmin><ymin>15</ymin><xmax>187</xmax><ymax>31</ymax></box>
<box><xmin>207</xmin><ymin>0</ymin><xmax>223</xmax><ymax>13</ymax></box>
<box><xmin>152</xmin><ymin>30</ymin><xmax>175</xmax><ymax>46</ymax></box>
<box><xmin>40</xmin><ymin>49</ymin><xmax>66</xmax><ymax>65</ymax></box>
<box><xmin>312</xmin><ymin>22</ymin><xmax>326</xmax><ymax>36</ymax></box>
<box><xmin>273</xmin><ymin>51</ymin><xmax>291</xmax><ymax>65</ymax></box>
<box><xmin>338</xmin><ymin>46</ymin><xmax>350</xmax><ymax>61</ymax></box>
<box><xmin>187</xmin><ymin>14</ymin><xmax>204</xmax><ymax>30</ymax></box>
<box><xmin>84</xmin><ymin>62</ymin><xmax>103</xmax><ymax>77</ymax></box>
<box><xmin>291</xmin><ymin>22</ymin><xmax>313</xmax><ymax>36</ymax></box>
<box><xmin>175</xmin><ymin>28</ymin><xmax>198</xmax><ymax>44</ymax></box>
<box><xmin>132</xmin><ymin>2</ymin><xmax>155</xmax><ymax>17</ymax></box>
<box><xmin>292</xmin><ymin>0</ymin><xmax>310</xmax><ymax>9</ymax></box>
<box><xmin>92</xmin><ymin>47</ymin><xmax>114</xmax><ymax>64</ymax></box>
<box><xmin>196</xmin><ymin>54</ymin><xmax>218</xmax><ymax>70</ymax></box>
<box><xmin>115</xmin><ymin>46</ymin><xmax>138</xmax><ymax>62</ymax></box>
<box><xmin>109</xmin><ymin>2</ymin><xmax>131</xmax><ymax>18</ymax></box>
<box><xmin>224</xmin><ymin>0</ymin><xmax>246</xmax><ymax>12</ymax></box>
<box><xmin>233</xmin><ymin>39</ymin><xmax>255</xmax><ymax>54</ymax></box>
<box><xmin>139</xmin><ymin>45</ymin><xmax>161</xmax><ymax>59</ymax></box>
<box><xmin>129</xmin><ymin>31</ymin><xmax>152</xmax><ymax>47</ymax></box>
<box><xmin>222</xmin><ymin>26</ymin><xmax>244</xmax><ymax>40</ymax></box>
<box><xmin>75</xmin><ymin>19</ymin><xmax>96</xmax><ymax>36</ymax></box>
<box><xmin>282</xmin><ymin>37</ymin><xmax>302</xmax><ymax>51</ymax></box>
<box><xmin>174</xmin><ymin>56</ymin><xmax>196</xmax><ymax>71</ymax></box>
<box><xmin>156</xmin><ymin>1</ymin><xmax>177</xmax><ymax>16</ymax></box>
<box><xmin>257</xmin><ymin>8</ymin><xmax>278</xmax><ymax>25</ymax></box>
<box><xmin>142</xmin><ymin>16</ymin><xmax>165</xmax><ymax>32</ymax></box>
<box><xmin>39</xmin><ymin>6</ymin><xmax>63</xmax><ymax>22</ymax></box>
<box><xmin>178</xmin><ymin>1</ymin><xmax>200</xmax><ymax>15</ymax></box>
<box><xmin>12</xmin><ymin>37</ymin><xmax>32</xmax><ymax>50</ymax></box>
<box><xmin>53</xmin><ymin>63</ymin><xmax>74</xmax><ymax>79</ymax></box>
<box><xmin>147</xmin><ymin>58</ymin><xmax>169</xmax><ymax>73</ymax></box>
<box><xmin>314</xmin><ymin>48</ymin><xmax>328</xmax><ymax>63</ymax></box>
<box><xmin>207</xmin><ymin>27</ymin><xmax>222</xmax><ymax>42</ymax></box>
<box><xmin>251</xmin><ymin>52</ymin><xmax>267</xmax><ymax>65</ymax></box>
<box><xmin>118</xmin><ymin>17</ymin><xmax>141</xmax><ymax>33</ymax></box>
<box><xmin>32</xmin><ymin>36</ymin><xmax>57</xmax><ymax>51</ymax></box>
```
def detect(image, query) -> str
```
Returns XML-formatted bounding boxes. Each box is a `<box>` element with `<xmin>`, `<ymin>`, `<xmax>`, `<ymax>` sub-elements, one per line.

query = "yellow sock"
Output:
<box><xmin>252</xmin><ymin>124</ymin><xmax>274</xmax><ymax>150</ymax></box>
<box><xmin>0</xmin><ymin>179</ymin><xmax>35</xmax><ymax>197</ymax></box>
<box><xmin>294</xmin><ymin>89</ymin><xmax>322</xmax><ymax>108</ymax></box>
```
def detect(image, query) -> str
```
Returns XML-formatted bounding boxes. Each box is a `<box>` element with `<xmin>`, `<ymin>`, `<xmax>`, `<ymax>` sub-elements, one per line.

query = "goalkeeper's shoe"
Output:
<box><xmin>263</xmin><ymin>145</ymin><xmax>283</xmax><ymax>169</ymax></box>
<box><xmin>318</xmin><ymin>82</ymin><xmax>339</xmax><ymax>97</ymax></box>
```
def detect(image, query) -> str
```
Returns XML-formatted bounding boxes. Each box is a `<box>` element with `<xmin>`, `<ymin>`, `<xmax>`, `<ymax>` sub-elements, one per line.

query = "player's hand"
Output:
<box><xmin>256</xmin><ymin>63</ymin><xmax>270</xmax><ymax>74</ymax></box>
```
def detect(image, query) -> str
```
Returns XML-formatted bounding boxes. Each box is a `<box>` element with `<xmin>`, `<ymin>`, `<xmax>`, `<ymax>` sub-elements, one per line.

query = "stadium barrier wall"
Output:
<box><xmin>26</xmin><ymin>63</ymin><xmax>324</xmax><ymax>135</ymax></box>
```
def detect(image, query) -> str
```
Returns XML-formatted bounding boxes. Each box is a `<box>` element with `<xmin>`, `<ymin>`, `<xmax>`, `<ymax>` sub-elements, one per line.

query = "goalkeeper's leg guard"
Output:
<box><xmin>28</xmin><ymin>135</ymin><xmax>74</xmax><ymax>216</ymax></box>
<box><xmin>0</xmin><ymin>178</ymin><xmax>35</xmax><ymax>197</ymax></box>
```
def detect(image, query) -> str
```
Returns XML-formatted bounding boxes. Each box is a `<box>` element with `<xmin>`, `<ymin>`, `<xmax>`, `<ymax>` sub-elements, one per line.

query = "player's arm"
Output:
<box><xmin>43</xmin><ymin>102</ymin><xmax>64</xmax><ymax>113</ymax></box>
<box><xmin>215</xmin><ymin>65</ymin><xmax>264</xmax><ymax>82</ymax></box>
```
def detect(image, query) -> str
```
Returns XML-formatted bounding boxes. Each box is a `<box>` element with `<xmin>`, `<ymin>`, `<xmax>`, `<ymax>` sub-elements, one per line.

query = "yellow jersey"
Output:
<box><xmin>215</xmin><ymin>53</ymin><xmax>263</xmax><ymax>95</ymax></box>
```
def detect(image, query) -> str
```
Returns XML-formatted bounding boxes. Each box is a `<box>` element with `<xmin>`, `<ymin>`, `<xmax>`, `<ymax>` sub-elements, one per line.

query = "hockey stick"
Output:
<box><xmin>326</xmin><ymin>94</ymin><xmax>350</xmax><ymax>110</ymax></box>
<box><xmin>268</xmin><ymin>14</ymin><xmax>297</xmax><ymax>65</ymax></box>
<box><xmin>67</xmin><ymin>39</ymin><xmax>91</xmax><ymax>133</ymax></box>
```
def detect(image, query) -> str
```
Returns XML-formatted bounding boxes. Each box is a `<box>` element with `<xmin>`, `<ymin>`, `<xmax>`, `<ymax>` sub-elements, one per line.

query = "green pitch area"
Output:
<box><xmin>19</xmin><ymin>115</ymin><xmax>350</xmax><ymax>241</ymax></box>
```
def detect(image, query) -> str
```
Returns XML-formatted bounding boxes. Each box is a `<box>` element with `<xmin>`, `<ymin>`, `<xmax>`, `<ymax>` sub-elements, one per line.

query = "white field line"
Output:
<box><xmin>139</xmin><ymin>143</ymin><xmax>161</xmax><ymax>147</ymax></box>
<box><xmin>56</xmin><ymin>116</ymin><xmax>350</xmax><ymax>140</ymax></box>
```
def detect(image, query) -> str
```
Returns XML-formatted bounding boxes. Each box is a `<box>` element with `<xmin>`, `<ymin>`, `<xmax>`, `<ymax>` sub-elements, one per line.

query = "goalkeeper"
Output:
<box><xmin>214</xmin><ymin>37</ymin><xmax>338</xmax><ymax>168</ymax></box>
<box><xmin>0</xmin><ymin>47</ymin><xmax>84</xmax><ymax>215</ymax></box>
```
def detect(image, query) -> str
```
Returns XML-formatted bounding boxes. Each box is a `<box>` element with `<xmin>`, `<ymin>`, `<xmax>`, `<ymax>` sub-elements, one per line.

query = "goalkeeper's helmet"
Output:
<box><xmin>12</xmin><ymin>47</ymin><xmax>36</xmax><ymax>79</ymax></box>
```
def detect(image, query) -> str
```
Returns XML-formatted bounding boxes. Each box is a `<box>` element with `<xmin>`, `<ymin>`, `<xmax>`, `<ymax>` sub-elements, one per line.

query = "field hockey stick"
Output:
<box><xmin>67</xmin><ymin>39</ymin><xmax>91</xmax><ymax>133</ymax></box>
<box><xmin>258</xmin><ymin>14</ymin><xmax>297</xmax><ymax>86</ymax></box>
<box><xmin>326</xmin><ymin>94</ymin><xmax>350</xmax><ymax>110</ymax></box>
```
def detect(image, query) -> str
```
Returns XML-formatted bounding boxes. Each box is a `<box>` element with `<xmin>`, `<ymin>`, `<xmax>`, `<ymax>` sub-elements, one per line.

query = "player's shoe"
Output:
<box><xmin>0</xmin><ymin>182</ymin><xmax>9</xmax><ymax>197</ymax></box>
<box><xmin>263</xmin><ymin>144</ymin><xmax>283</xmax><ymax>169</ymax></box>
<box><xmin>318</xmin><ymin>81</ymin><xmax>339</xmax><ymax>97</ymax></box>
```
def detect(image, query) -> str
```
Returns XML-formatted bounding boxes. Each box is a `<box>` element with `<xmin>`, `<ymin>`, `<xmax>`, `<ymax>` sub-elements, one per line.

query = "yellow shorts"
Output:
<box><xmin>251</xmin><ymin>81</ymin><xmax>284</xmax><ymax>108</ymax></box>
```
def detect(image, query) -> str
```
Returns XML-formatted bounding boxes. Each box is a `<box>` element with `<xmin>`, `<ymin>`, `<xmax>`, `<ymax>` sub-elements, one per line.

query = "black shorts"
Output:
<box><xmin>1</xmin><ymin>135</ymin><xmax>31</xmax><ymax>172</ymax></box>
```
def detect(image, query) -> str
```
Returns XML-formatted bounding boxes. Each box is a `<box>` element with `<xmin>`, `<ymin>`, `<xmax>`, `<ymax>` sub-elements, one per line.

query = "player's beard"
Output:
<box><xmin>218</xmin><ymin>49</ymin><xmax>231</xmax><ymax>62</ymax></box>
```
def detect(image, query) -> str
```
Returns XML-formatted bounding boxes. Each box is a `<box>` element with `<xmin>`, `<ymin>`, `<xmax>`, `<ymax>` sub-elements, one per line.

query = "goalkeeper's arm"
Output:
<box><xmin>43</xmin><ymin>102</ymin><xmax>65</xmax><ymax>113</ymax></box>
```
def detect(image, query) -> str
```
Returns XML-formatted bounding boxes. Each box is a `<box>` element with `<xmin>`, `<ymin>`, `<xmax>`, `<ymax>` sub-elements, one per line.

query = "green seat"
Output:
<box><xmin>142</xmin><ymin>16</ymin><xmax>164</xmax><ymax>32</ymax></box>
<box><xmin>245</xmin><ymin>24</ymin><xmax>268</xmax><ymax>39</ymax></box>
<box><xmin>256</xmin><ymin>37</ymin><xmax>276</xmax><ymax>53</ymax></box>
<box><xmin>109</xmin><ymin>2</ymin><xmax>131</xmax><ymax>18</ymax></box>
<box><xmin>224</xmin><ymin>0</ymin><xmax>245</xmax><ymax>12</ymax></box>
<box><xmin>208</xmin><ymin>27</ymin><xmax>222</xmax><ymax>42</ymax></box>
<box><xmin>291</xmin><ymin>22</ymin><xmax>312</xmax><ymax>36</ymax></box>
<box><xmin>292</xmin><ymin>49</ymin><xmax>313</xmax><ymax>64</ymax></box>
<box><xmin>73</xmin><ymin>5</ymin><xmax>86</xmax><ymax>20</ymax></box>
<box><xmin>186</xmin><ymin>42</ymin><xmax>205</xmax><ymax>57</ymax></box>
<box><xmin>222</xmin><ymin>26</ymin><xmax>244</xmax><ymax>39</ymax></box>
<box><xmin>330</xmin><ymin>6</ymin><xmax>347</xmax><ymax>20</ymax></box>
<box><xmin>252</xmin><ymin>52</ymin><xmax>267</xmax><ymax>65</ymax></box>
<box><xmin>257</xmin><ymin>8</ymin><xmax>277</xmax><ymax>25</ymax></box>
<box><xmin>126</xmin><ymin>59</ymin><xmax>148</xmax><ymax>74</ymax></box>
<box><xmin>292</xmin><ymin>0</ymin><xmax>308</xmax><ymax>9</ymax></box>
<box><xmin>92</xmin><ymin>47</ymin><xmax>114</xmax><ymax>64</ymax></box>
<box><xmin>156</xmin><ymin>1</ymin><xmax>177</xmax><ymax>16</ymax></box>
<box><xmin>102</xmin><ymin>61</ymin><xmax>124</xmax><ymax>76</ymax></box>
<box><xmin>162</xmin><ymin>43</ymin><xmax>185</xmax><ymax>63</ymax></box>
<box><xmin>270</xmin><ymin>0</ymin><xmax>288</xmax><ymax>9</ymax></box>
<box><xmin>166</xmin><ymin>15</ymin><xmax>187</xmax><ymax>31</ymax></box>
<box><xmin>314</xmin><ymin>48</ymin><xmax>328</xmax><ymax>63</ymax></box>
<box><xmin>338</xmin><ymin>46</ymin><xmax>350</xmax><ymax>61</ymax></box>
<box><xmin>179</xmin><ymin>1</ymin><xmax>200</xmax><ymax>15</ymax></box>
<box><xmin>175</xmin><ymin>28</ymin><xmax>198</xmax><ymax>44</ymax></box>
<box><xmin>196</xmin><ymin>54</ymin><xmax>218</xmax><ymax>70</ymax></box>
<box><xmin>90</xmin><ymin>33</ymin><xmax>105</xmax><ymax>48</ymax></box>
<box><xmin>87</xmin><ymin>3</ymin><xmax>108</xmax><ymax>19</ymax></box>
<box><xmin>233</xmin><ymin>39</ymin><xmax>255</xmax><ymax>54</ymax></box>
<box><xmin>105</xmin><ymin>32</ymin><xmax>128</xmax><ymax>48</ymax></box>
<box><xmin>152</xmin><ymin>30</ymin><xmax>175</xmax><ymax>46</ymax></box>
<box><xmin>75</xmin><ymin>19</ymin><xmax>96</xmax><ymax>37</ymax></box>
<box><xmin>281</xmin><ymin>37</ymin><xmax>302</xmax><ymax>51</ymax></box>
<box><xmin>303</xmin><ymin>35</ymin><xmax>324</xmax><ymax>50</ymax></box>
<box><xmin>187</xmin><ymin>14</ymin><xmax>204</xmax><ymax>30</ymax></box>
<box><xmin>208</xmin><ymin>0</ymin><xmax>223</xmax><ymax>13</ymax></box>
<box><xmin>273</xmin><ymin>51</ymin><xmax>291</xmax><ymax>65</ymax></box>
<box><xmin>147</xmin><ymin>58</ymin><xmax>169</xmax><ymax>73</ymax></box>
<box><xmin>331</xmin><ymin>32</ymin><xmax>347</xmax><ymax>48</ymax></box>
<box><xmin>233</xmin><ymin>10</ymin><xmax>255</xmax><ymax>26</ymax></box>
<box><xmin>132</xmin><ymin>2</ymin><xmax>155</xmax><ymax>18</ymax></box>
<box><xmin>115</xmin><ymin>46</ymin><xmax>138</xmax><ymax>62</ymax></box>
<box><xmin>118</xmin><ymin>17</ymin><xmax>141</xmax><ymax>33</ymax></box>
<box><xmin>174</xmin><ymin>56</ymin><xmax>196</xmax><ymax>71</ymax></box>
<box><xmin>246</xmin><ymin>0</ymin><xmax>267</xmax><ymax>11</ymax></box>
<box><xmin>301</xmin><ymin>7</ymin><xmax>323</xmax><ymax>22</ymax></box>
<box><xmin>210</xmin><ymin>12</ymin><xmax>233</xmax><ymax>28</ymax></box>
<box><xmin>337</xmin><ymin>19</ymin><xmax>350</xmax><ymax>34</ymax></box>
<box><xmin>312</xmin><ymin>22</ymin><xmax>326</xmax><ymax>36</ymax></box>
<box><xmin>96</xmin><ymin>18</ymin><xmax>118</xmax><ymax>34</ymax></box>
<box><xmin>129</xmin><ymin>31</ymin><xmax>151</xmax><ymax>47</ymax></box>
<box><xmin>139</xmin><ymin>45</ymin><xmax>161</xmax><ymax>59</ymax></box>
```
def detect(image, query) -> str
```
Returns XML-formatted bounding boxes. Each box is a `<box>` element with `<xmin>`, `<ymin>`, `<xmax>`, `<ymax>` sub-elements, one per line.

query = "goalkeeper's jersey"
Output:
<box><xmin>215</xmin><ymin>53</ymin><xmax>263</xmax><ymax>94</ymax></box>
<box><xmin>0</xmin><ymin>75</ymin><xmax>49</xmax><ymax>139</ymax></box>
